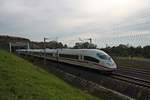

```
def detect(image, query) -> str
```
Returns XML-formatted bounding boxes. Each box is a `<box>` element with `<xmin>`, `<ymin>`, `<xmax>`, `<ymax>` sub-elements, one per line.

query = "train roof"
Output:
<box><xmin>17</xmin><ymin>48</ymin><xmax>106</xmax><ymax>53</ymax></box>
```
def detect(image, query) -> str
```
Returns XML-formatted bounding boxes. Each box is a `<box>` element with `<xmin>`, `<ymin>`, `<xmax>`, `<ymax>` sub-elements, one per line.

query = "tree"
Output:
<box><xmin>135</xmin><ymin>46</ymin><xmax>142</xmax><ymax>56</ymax></box>
<box><xmin>73</xmin><ymin>42</ymin><xmax>97</xmax><ymax>49</ymax></box>
<box><xmin>101</xmin><ymin>44</ymin><xmax>150</xmax><ymax>58</ymax></box>
<box><xmin>30</xmin><ymin>41</ymin><xmax>68</xmax><ymax>49</ymax></box>
<box><xmin>143</xmin><ymin>46</ymin><xmax>150</xmax><ymax>58</ymax></box>
<box><xmin>63</xmin><ymin>44</ymin><xmax>68</xmax><ymax>48</ymax></box>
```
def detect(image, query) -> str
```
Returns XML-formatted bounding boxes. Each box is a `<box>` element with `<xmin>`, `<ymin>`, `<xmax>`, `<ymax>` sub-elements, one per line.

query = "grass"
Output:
<box><xmin>114</xmin><ymin>57</ymin><xmax>150</xmax><ymax>70</ymax></box>
<box><xmin>0</xmin><ymin>50</ymin><xmax>99</xmax><ymax>100</ymax></box>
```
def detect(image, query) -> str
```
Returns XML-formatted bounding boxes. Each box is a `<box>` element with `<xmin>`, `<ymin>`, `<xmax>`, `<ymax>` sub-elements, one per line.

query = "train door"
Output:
<box><xmin>79</xmin><ymin>50</ymin><xmax>84</xmax><ymax>61</ymax></box>
<box><xmin>79</xmin><ymin>55</ymin><xmax>82</xmax><ymax>61</ymax></box>
<box><xmin>56</xmin><ymin>49</ymin><xmax>59</xmax><ymax>61</ymax></box>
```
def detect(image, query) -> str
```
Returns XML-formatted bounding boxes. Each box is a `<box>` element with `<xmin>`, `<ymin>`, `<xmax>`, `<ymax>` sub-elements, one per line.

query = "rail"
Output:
<box><xmin>112</xmin><ymin>73</ymin><xmax>150</xmax><ymax>89</ymax></box>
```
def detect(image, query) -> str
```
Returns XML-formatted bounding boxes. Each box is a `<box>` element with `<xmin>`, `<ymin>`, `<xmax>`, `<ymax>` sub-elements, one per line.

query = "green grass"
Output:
<box><xmin>114</xmin><ymin>57</ymin><xmax>150</xmax><ymax>70</ymax></box>
<box><xmin>0</xmin><ymin>50</ymin><xmax>99</xmax><ymax>100</ymax></box>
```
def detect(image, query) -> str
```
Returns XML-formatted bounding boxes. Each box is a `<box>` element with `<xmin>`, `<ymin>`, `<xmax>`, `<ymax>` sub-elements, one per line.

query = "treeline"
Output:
<box><xmin>0</xmin><ymin>35</ymin><xmax>29</xmax><ymax>43</ymax></box>
<box><xmin>0</xmin><ymin>35</ymin><xmax>150</xmax><ymax>58</ymax></box>
<box><xmin>101</xmin><ymin>44</ymin><xmax>150</xmax><ymax>58</ymax></box>
<box><xmin>73</xmin><ymin>42</ymin><xmax>97</xmax><ymax>49</ymax></box>
<box><xmin>32</xmin><ymin>41</ymin><xmax>96</xmax><ymax>49</ymax></box>
<box><xmin>0</xmin><ymin>35</ymin><xmax>30</xmax><ymax>51</ymax></box>
<box><xmin>31</xmin><ymin>41</ymin><xmax>68</xmax><ymax>49</ymax></box>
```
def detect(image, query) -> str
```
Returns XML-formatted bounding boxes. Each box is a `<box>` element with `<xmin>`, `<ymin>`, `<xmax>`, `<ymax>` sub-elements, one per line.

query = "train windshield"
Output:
<box><xmin>97</xmin><ymin>53</ymin><xmax>110</xmax><ymax>60</ymax></box>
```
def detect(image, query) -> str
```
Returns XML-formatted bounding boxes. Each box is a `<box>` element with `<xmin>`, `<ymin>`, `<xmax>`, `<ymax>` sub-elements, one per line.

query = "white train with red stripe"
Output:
<box><xmin>17</xmin><ymin>49</ymin><xmax>117</xmax><ymax>72</ymax></box>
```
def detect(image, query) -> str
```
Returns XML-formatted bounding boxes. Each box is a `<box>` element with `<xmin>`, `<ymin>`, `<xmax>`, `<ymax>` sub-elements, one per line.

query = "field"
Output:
<box><xmin>114</xmin><ymin>57</ymin><xmax>150</xmax><ymax>70</ymax></box>
<box><xmin>0</xmin><ymin>50</ymin><xmax>99</xmax><ymax>100</ymax></box>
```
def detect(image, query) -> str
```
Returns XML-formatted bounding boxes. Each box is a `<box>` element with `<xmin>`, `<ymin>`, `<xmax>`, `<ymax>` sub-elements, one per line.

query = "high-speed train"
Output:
<box><xmin>17</xmin><ymin>49</ymin><xmax>117</xmax><ymax>72</ymax></box>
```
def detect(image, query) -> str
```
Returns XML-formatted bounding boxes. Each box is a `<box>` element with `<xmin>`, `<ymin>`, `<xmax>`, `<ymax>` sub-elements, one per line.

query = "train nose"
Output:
<box><xmin>106</xmin><ymin>62</ymin><xmax>116</xmax><ymax>68</ymax></box>
<box><xmin>111</xmin><ymin>63</ymin><xmax>117</xmax><ymax>69</ymax></box>
<box><xmin>105</xmin><ymin>59</ymin><xmax>117</xmax><ymax>69</ymax></box>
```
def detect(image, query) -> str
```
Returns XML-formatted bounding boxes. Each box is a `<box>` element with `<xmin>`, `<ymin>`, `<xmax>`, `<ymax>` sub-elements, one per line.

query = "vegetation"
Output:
<box><xmin>31</xmin><ymin>41</ymin><xmax>68</xmax><ymax>49</ymax></box>
<box><xmin>101</xmin><ymin>44</ymin><xmax>150</xmax><ymax>58</ymax></box>
<box><xmin>101</xmin><ymin>44</ymin><xmax>150</xmax><ymax>69</ymax></box>
<box><xmin>0</xmin><ymin>35</ymin><xmax>29</xmax><ymax>43</ymax></box>
<box><xmin>73</xmin><ymin>42</ymin><xmax>97</xmax><ymax>49</ymax></box>
<box><xmin>0</xmin><ymin>35</ymin><xmax>68</xmax><ymax>50</ymax></box>
<box><xmin>1</xmin><ymin>35</ymin><xmax>150</xmax><ymax>59</ymax></box>
<box><xmin>0</xmin><ymin>50</ymin><xmax>99</xmax><ymax>100</ymax></box>
<box><xmin>0</xmin><ymin>35</ymin><xmax>30</xmax><ymax>51</ymax></box>
<box><xmin>114</xmin><ymin>57</ymin><xmax>150</xmax><ymax>70</ymax></box>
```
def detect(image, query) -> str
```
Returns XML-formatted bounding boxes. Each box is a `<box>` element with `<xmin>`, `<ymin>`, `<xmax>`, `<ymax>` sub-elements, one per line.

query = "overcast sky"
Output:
<box><xmin>0</xmin><ymin>0</ymin><xmax>150</xmax><ymax>47</ymax></box>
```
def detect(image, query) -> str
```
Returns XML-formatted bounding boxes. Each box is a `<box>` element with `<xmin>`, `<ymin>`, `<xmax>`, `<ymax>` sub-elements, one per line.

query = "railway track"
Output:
<box><xmin>111</xmin><ymin>73</ymin><xmax>150</xmax><ymax>89</ymax></box>
<box><xmin>119</xmin><ymin>67</ymin><xmax>150</xmax><ymax>75</ymax></box>
<box><xmin>23</xmin><ymin>53</ymin><xmax>150</xmax><ymax>89</ymax></box>
<box><xmin>117</xmin><ymin>67</ymin><xmax>150</xmax><ymax>81</ymax></box>
<box><xmin>20</xmin><ymin>54</ymin><xmax>150</xmax><ymax>99</ymax></box>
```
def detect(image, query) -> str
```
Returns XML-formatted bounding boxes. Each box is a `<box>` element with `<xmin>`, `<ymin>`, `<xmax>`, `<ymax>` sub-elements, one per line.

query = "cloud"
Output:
<box><xmin>0</xmin><ymin>0</ymin><xmax>150</xmax><ymax>47</ymax></box>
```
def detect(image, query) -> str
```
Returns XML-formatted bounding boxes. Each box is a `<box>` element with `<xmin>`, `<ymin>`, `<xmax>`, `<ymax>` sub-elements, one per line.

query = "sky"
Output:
<box><xmin>0</xmin><ymin>0</ymin><xmax>150</xmax><ymax>47</ymax></box>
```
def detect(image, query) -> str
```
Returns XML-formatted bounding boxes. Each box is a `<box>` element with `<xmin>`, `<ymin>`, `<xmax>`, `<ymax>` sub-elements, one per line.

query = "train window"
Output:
<box><xmin>97</xmin><ymin>53</ymin><xmax>110</xmax><ymax>60</ymax></box>
<box><xmin>59</xmin><ymin>54</ymin><xmax>78</xmax><ymax>59</ymax></box>
<box><xmin>47</xmin><ymin>53</ymin><xmax>53</xmax><ymax>56</ymax></box>
<box><xmin>84</xmin><ymin>56</ymin><xmax>99</xmax><ymax>63</ymax></box>
<box><xmin>33</xmin><ymin>52</ymin><xmax>39</xmax><ymax>55</ymax></box>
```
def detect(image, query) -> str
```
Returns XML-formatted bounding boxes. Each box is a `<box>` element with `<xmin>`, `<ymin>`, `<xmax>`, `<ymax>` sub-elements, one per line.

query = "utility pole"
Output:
<box><xmin>27</xmin><ymin>42</ymin><xmax>30</xmax><ymax>50</ymax></box>
<box><xmin>9</xmin><ymin>42</ymin><xmax>12</xmax><ymax>53</ymax></box>
<box><xmin>89</xmin><ymin>38</ymin><xmax>92</xmax><ymax>44</ymax></box>
<box><xmin>55</xmin><ymin>37</ymin><xmax>59</xmax><ymax>66</ymax></box>
<box><xmin>55</xmin><ymin>37</ymin><xmax>58</xmax><ymax>49</ymax></box>
<box><xmin>79</xmin><ymin>38</ymin><xmax>92</xmax><ymax>44</ymax></box>
<box><xmin>44</xmin><ymin>37</ymin><xmax>48</xmax><ymax>65</ymax></box>
<box><xmin>79</xmin><ymin>38</ymin><xmax>92</xmax><ymax>48</ymax></box>
<box><xmin>43</xmin><ymin>37</ymin><xmax>58</xmax><ymax>65</ymax></box>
